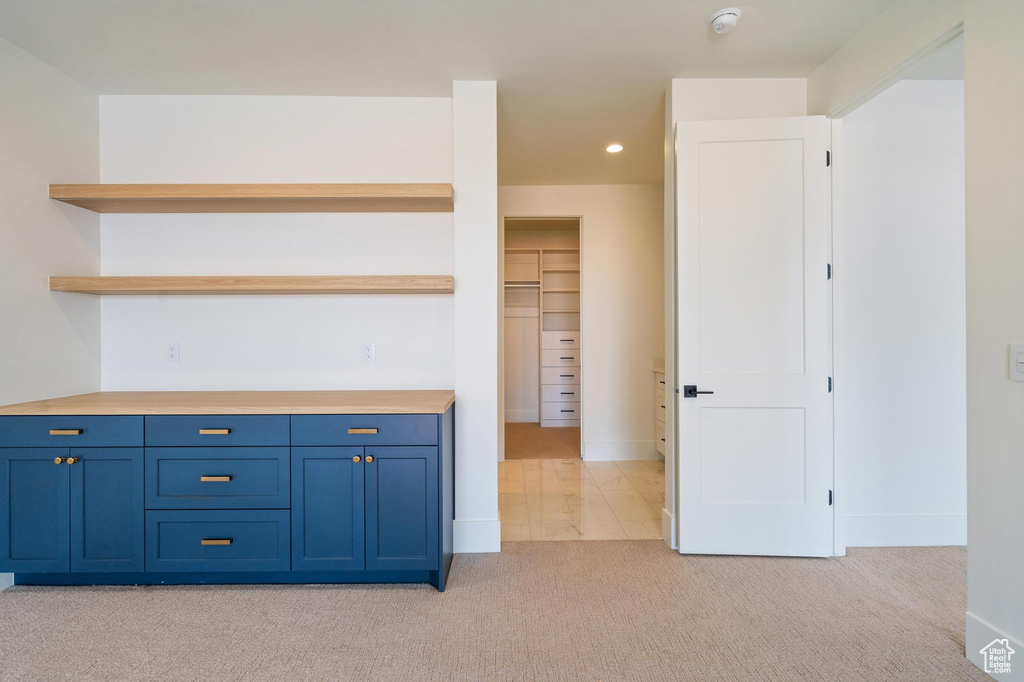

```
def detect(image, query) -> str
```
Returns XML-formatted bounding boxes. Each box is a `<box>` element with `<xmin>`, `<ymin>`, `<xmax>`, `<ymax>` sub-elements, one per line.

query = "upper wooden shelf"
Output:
<box><xmin>48</xmin><ymin>183</ymin><xmax>454</xmax><ymax>213</ymax></box>
<box><xmin>49</xmin><ymin>275</ymin><xmax>454</xmax><ymax>296</ymax></box>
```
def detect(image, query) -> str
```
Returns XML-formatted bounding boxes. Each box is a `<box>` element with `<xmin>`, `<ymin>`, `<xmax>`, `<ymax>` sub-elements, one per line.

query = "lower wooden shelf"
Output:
<box><xmin>49</xmin><ymin>275</ymin><xmax>455</xmax><ymax>295</ymax></box>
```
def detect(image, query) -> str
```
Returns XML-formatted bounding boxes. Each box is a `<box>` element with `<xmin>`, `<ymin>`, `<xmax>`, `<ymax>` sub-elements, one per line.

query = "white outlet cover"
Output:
<box><xmin>1011</xmin><ymin>344</ymin><xmax>1024</xmax><ymax>381</ymax></box>
<box><xmin>362</xmin><ymin>342</ymin><xmax>376</xmax><ymax>363</ymax></box>
<box><xmin>165</xmin><ymin>341</ymin><xmax>180</xmax><ymax>364</ymax></box>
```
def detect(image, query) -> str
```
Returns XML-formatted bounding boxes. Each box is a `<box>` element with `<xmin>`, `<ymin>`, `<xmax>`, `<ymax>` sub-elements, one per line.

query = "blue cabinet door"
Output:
<box><xmin>70</xmin><ymin>448</ymin><xmax>144</xmax><ymax>573</ymax></box>
<box><xmin>291</xmin><ymin>447</ymin><xmax>365</xmax><ymax>571</ymax></box>
<box><xmin>0</xmin><ymin>448</ymin><xmax>70</xmax><ymax>572</ymax></box>
<box><xmin>365</xmin><ymin>447</ymin><xmax>438</xmax><ymax>572</ymax></box>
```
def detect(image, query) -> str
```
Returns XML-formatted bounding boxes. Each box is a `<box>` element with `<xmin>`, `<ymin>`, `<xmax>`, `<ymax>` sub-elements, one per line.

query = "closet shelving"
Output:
<box><xmin>504</xmin><ymin>229</ymin><xmax>580</xmax><ymax>428</ymax></box>
<box><xmin>48</xmin><ymin>183</ymin><xmax>455</xmax><ymax>296</ymax></box>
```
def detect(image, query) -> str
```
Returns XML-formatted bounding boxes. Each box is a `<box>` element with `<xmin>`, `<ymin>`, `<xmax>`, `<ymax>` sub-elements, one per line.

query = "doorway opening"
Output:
<box><xmin>503</xmin><ymin>217</ymin><xmax>582</xmax><ymax>460</ymax></box>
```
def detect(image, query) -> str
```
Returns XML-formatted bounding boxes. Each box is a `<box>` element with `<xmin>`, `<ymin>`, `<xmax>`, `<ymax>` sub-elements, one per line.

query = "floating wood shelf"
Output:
<box><xmin>545</xmin><ymin>288</ymin><xmax>579</xmax><ymax>293</ymax></box>
<box><xmin>48</xmin><ymin>183</ymin><xmax>454</xmax><ymax>213</ymax></box>
<box><xmin>542</xmin><ymin>267</ymin><xmax>580</xmax><ymax>273</ymax></box>
<box><xmin>543</xmin><ymin>308</ymin><xmax>580</xmax><ymax>314</ymax></box>
<box><xmin>49</xmin><ymin>275</ymin><xmax>455</xmax><ymax>296</ymax></box>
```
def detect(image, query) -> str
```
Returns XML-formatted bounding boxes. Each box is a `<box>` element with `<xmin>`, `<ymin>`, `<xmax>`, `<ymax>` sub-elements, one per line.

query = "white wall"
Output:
<box><xmin>808</xmin><ymin>1</ymin><xmax>1024</xmax><ymax>674</ymax></box>
<box><xmin>836</xmin><ymin>79</ymin><xmax>966</xmax><ymax>548</ymax></box>
<box><xmin>499</xmin><ymin>184</ymin><xmax>663</xmax><ymax>461</ymax></box>
<box><xmin>452</xmin><ymin>81</ymin><xmax>500</xmax><ymax>552</ymax></box>
<box><xmin>0</xmin><ymin>36</ymin><xmax>100</xmax><ymax>590</ymax></box>
<box><xmin>99</xmin><ymin>96</ymin><xmax>454</xmax><ymax>391</ymax></box>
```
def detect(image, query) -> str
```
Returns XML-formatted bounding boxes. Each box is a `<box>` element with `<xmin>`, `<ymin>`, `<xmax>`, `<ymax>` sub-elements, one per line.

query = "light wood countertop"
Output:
<box><xmin>0</xmin><ymin>391</ymin><xmax>456</xmax><ymax>416</ymax></box>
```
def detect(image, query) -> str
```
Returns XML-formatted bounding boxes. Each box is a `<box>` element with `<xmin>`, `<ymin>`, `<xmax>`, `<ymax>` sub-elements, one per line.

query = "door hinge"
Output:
<box><xmin>827</xmin><ymin>263</ymin><xmax>832</xmax><ymax>280</ymax></box>
<box><xmin>828</xmin><ymin>376</ymin><xmax>833</xmax><ymax>393</ymax></box>
<box><xmin>826</xmin><ymin>150</ymin><xmax>831</xmax><ymax>167</ymax></box>
<box><xmin>829</xmin><ymin>490</ymin><xmax>833</xmax><ymax>506</ymax></box>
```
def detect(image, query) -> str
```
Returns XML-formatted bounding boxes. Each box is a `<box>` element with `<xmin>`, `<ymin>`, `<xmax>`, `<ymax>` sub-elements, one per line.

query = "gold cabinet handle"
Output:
<box><xmin>199</xmin><ymin>428</ymin><xmax>231</xmax><ymax>435</ymax></box>
<box><xmin>201</xmin><ymin>538</ymin><xmax>232</xmax><ymax>546</ymax></box>
<box><xmin>49</xmin><ymin>429</ymin><xmax>82</xmax><ymax>436</ymax></box>
<box><xmin>66</xmin><ymin>457</ymin><xmax>79</xmax><ymax>465</ymax></box>
<box><xmin>200</xmin><ymin>476</ymin><xmax>232</xmax><ymax>482</ymax></box>
<box><xmin>365</xmin><ymin>455</ymin><xmax>374</xmax><ymax>463</ymax></box>
<box><xmin>348</xmin><ymin>428</ymin><xmax>378</xmax><ymax>435</ymax></box>
<box><xmin>352</xmin><ymin>456</ymin><xmax>361</xmax><ymax>463</ymax></box>
<box><xmin>54</xmin><ymin>457</ymin><xmax>67</xmax><ymax>465</ymax></box>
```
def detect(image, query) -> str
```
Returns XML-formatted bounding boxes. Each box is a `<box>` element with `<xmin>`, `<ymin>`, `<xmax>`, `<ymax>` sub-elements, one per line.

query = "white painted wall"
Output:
<box><xmin>99</xmin><ymin>96</ymin><xmax>454</xmax><ymax>391</ymax></box>
<box><xmin>0</xmin><ymin>36</ymin><xmax>100</xmax><ymax>590</ymax></box>
<box><xmin>452</xmin><ymin>81</ymin><xmax>500</xmax><ymax>552</ymax></box>
<box><xmin>836</xmin><ymin>79</ymin><xmax>966</xmax><ymax>548</ymax></box>
<box><xmin>499</xmin><ymin>185</ymin><xmax>664</xmax><ymax>461</ymax></box>
<box><xmin>98</xmin><ymin>91</ymin><xmax>500</xmax><ymax>554</ymax></box>
<box><xmin>808</xmin><ymin>1</ymin><xmax>1024</xmax><ymax>673</ymax></box>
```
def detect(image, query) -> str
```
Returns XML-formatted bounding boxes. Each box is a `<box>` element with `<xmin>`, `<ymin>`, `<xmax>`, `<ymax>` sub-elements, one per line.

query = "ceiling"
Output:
<box><xmin>0</xmin><ymin>0</ymin><xmax>897</xmax><ymax>185</ymax></box>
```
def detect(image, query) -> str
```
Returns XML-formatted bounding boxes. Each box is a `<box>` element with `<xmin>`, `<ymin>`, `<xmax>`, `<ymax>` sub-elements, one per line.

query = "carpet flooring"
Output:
<box><xmin>0</xmin><ymin>543</ymin><xmax>984</xmax><ymax>681</ymax></box>
<box><xmin>505</xmin><ymin>422</ymin><xmax>581</xmax><ymax>459</ymax></box>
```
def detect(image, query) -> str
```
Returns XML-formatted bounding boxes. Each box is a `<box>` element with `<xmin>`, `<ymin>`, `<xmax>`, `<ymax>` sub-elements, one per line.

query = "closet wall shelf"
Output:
<box><xmin>49</xmin><ymin>275</ymin><xmax>455</xmax><ymax>296</ymax></box>
<box><xmin>48</xmin><ymin>183</ymin><xmax>454</xmax><ymax>213</ymax></box>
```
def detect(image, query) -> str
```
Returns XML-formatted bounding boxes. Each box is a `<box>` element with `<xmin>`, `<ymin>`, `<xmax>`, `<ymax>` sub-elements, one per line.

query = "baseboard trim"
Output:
<box><xmin>966</xmin><ymin>611</ymin><xmax>1023</xmax><ymax>679</ymax></box>
<box><xmin>662</xmin><ymin>508</ymin><xmax>677</xmax><ymax>549</ymax></box>
<box><xmin>584</xmin><ymin>440</ymin><xmax>660</xmax><ymax>461</ymax></box>
<box><xmin>453</xmin><ymin>518</ymin><xmax>501</xmax><ymax>554</ymax></box>
<box><xmin>844</xmin><ymin>513</ymin><xmax>966</xmax><ymax>547</ymax></box>
<box><xmin>0</xmin><ymin>573</ymin><xmax>12</xmax><ymax>591</ymax></box>
<box><xmin>504</xmin><ymin>409</ymin><xmax>538</xmax><ymax>422</ymax></box>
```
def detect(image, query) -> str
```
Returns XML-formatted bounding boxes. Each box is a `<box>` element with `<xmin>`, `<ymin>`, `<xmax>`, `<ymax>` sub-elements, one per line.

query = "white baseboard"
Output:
<box><xmin>453</xmin><ymin>518</ymin><xmax>501</xmax><ymax>553</ymax></box>
<box><xmin>584</xmin><ymin>440</ymin><xmax>660</xmax><ymax>461</ymax></box>
<box><xmin>504</xmin><ymin>409</ymin><xmax>538</xmax><ymax>422</ymax></box>
<box><xmin>844</xmin><ymin>513</ymin><xmax>966</xmax><ymax>547</ymax></box>
<box><xmin>662</xmin><ymin>508</ymin><xmax>677</xmax><ymax>549</ymax></box>
<box><xmin>0</xmin><ymin>573</ymin><xmax>12</xmax><ymax>591</ymax></box>
<box><xmin>966</xmin><ymin>611</ymin><xmax>1023</xmax><ymax>680</ymax></box>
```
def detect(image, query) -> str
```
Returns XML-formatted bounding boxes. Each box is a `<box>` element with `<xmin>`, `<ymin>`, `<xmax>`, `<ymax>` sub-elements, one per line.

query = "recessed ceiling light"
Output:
<box><xmin>606</xmin><ymin>144</ymin><xmax>623</xmax><ymax>153</ymax></box>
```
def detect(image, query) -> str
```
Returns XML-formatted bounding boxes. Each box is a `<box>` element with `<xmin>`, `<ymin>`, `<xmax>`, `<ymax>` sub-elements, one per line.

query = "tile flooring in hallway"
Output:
<box><xmin>499</xmin><ymin>458</ymin><xmax>665</xmax><ymax>541</ymax></box>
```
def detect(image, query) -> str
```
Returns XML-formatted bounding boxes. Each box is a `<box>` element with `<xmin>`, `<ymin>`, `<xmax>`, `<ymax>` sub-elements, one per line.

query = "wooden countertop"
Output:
<box><xmin>653</xmin><ymin>358</ymin><xmax>665</xmax><ymax>374</ymax></box>
<box><xmin>0</xmin><ymin>391</ymin><xmax>456</xmax><ymax>416</ymax></box>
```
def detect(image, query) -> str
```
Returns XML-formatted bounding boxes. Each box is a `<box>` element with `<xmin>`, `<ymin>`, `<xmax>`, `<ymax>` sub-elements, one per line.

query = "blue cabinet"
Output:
<box><xmin>365</xmin><ymin>447</ymin><xmax>439</xmax><ymax>572</ymax></box>
<box><xmin>0</xmin><ymin>449</ymin><xmax>70</xmax><ymax>572</ymax></box>
<box><xmin>0</xmin><ymin>447</ymin><xmax>143</xmax><ymax>573</ymax></box>
<box><xmin>0</xmin><ymin>404</ymin><xmax>454</xmax><ymax>590</ymax></box>
<box><xmin>70</xmin><ymin>448</ymin><xmax>144</xmax><ymax>572</ymax></box>
<box><xmin>291</xmin><ymin>447</ymin><xmax>365</xmax><ymax>571</ymax></box>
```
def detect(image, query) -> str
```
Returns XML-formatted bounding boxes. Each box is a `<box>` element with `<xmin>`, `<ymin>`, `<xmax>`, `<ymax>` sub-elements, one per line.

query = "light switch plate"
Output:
<box><xmin>1011</xmin><ymin>344</ymin><xmax>1024</xmax><ymax>381</ymax></box>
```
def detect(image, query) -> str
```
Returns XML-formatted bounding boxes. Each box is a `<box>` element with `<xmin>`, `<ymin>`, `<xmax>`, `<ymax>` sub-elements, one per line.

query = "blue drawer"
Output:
<box><xmin>0</xmin><ymin>416</ymin><xmax>142</xmax><ymax>448</ymax></box>
<box><xmin>291</xmin><ymin>415</ymin><xmax>437</xmax><ymax>446</ymax></box>
<box><xmin>146</xmin><ymin>448</ymin><xmax>290</xmax><ymax>510</ymax></box>
<box><xmin>145</xmin><ymin>416</ymin><xmax>289</xmax><ymax>447</ymax></box>
<box><xmin>145</xmin><ymin>510</ymin><xmax>289</xmax><ymax>572</ymax></box>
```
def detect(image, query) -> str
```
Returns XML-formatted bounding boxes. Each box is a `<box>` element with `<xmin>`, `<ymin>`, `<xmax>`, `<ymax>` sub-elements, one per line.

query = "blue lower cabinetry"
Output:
<box><xmin>0</xmin><ymin>406</ymin><xmax>454</xmax><ymax>590</ymax></box>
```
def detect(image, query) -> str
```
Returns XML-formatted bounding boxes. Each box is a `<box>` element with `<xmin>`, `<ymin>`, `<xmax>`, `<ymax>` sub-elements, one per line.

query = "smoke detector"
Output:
<box><xmin>710</xmin><ymin>7</ymin><xmax>741</xmax><ymax>34</ymax></box>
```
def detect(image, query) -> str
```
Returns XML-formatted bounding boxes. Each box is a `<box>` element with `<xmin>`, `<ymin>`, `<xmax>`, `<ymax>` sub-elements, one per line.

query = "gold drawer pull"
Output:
<box><xmin>352</xmin><ymin>456</ymin><xmax>361</xmax><ymax>463</ymax></box>
<box><xmin>348</xmin><ymin>428</ymin><xmax>378</xmax><ymax>435</ymax></box>
<box><xmin>201</xmin><ymin>538</ymin><xmax>232</xmax><ymax>546</ymax></box>
<box><xmin>49</xmin><ymin>429</ymin><xmax>82</xmax><ymax>436</ymax></box>
<box><xmin>365</xmin><ymin>455</ymin><xmax>374</xmax><ymax>463</ymax></box>
<box><xmin>199</xmin><ymin>428</ymin><xmax>231</xmax><ymax>435</ymax></box>
<box><xmin>200</xmin><ymin>476</ymin><xmax>233</xmax><ymax>482</ymax></box>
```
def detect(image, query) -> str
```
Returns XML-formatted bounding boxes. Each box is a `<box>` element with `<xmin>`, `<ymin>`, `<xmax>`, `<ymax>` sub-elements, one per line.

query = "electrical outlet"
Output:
<box><xmin>165</xmin><ymin>341</ymin><xmax>180</xmax><ymax>364</ymax></box>
<box><xmin>362</xmin><ymin>342</ymin><xmax>376</xmax><ymax>363</ymax></box>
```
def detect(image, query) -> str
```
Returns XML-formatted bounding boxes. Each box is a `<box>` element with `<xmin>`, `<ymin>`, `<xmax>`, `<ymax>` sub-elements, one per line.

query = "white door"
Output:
<box><xmin>675</xmin><ymin>116</ymin><xmax>833</xmax><ymax>557</ymax></box>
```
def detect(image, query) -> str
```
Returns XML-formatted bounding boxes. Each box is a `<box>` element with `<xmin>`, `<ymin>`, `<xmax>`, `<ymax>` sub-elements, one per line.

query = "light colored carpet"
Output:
<box><xmin>505</xmin><ymin>422</ymin><xmax>581</xmax><ymax>459</ymax></box>
<box><xmin>0</xmin><ymin>544</ymin><xmax>984</xmax><ymax>681</ymax></box>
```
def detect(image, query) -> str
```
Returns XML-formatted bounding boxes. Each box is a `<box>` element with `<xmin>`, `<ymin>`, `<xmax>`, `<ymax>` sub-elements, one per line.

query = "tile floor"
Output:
<box><xmin>498</xmin><ymin>458</ymin><xmax>665</xmax><ymax>541</ymax></box>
